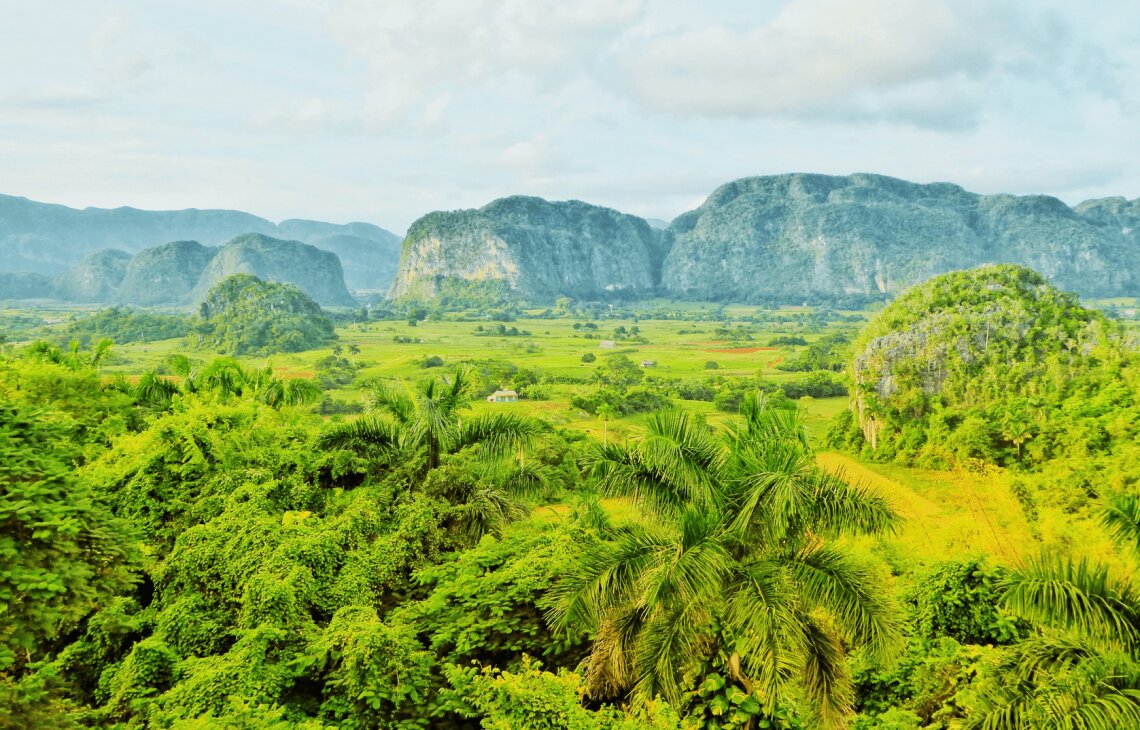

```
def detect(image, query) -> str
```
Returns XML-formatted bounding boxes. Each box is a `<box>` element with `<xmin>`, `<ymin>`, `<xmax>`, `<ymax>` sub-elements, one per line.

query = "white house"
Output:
<box><xmin>487</xmin><ymin>389</ymin><xmax>519</xmax><ymax>403</ymax></box>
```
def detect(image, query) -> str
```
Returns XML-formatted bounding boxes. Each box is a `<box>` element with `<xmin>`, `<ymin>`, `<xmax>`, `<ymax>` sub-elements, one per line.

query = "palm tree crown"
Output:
<box><xmin>318</xmin><ymin>366</ymin><xmax>543</xmax><ymax>473</ymax></box>
<box><xmin>551</xmin><ymin>394</ymin><xmax>902</xmax><ymax>728</ymax></box>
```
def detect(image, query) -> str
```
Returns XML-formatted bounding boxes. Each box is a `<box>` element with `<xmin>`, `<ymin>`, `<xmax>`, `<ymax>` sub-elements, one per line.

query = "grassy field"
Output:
<box><xmin>92</xmin><ymin>310</ymin><xmax>857</xmax><ymax>443</ymax></box>
<box><xmin>14</xmin><ymin>301</ymin><xmax>1127</xmax><ymax>572</ymax></box>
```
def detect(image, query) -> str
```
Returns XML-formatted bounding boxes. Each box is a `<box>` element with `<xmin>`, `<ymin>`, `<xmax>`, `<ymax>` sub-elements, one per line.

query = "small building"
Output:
<box><xmin>599</xmin><ymin>340</ymin><xmax>617</xmax><ymax>349</ymax></box>
<box><xmin>487</xmin><ymin>389</ymin><xmax>519</xmax><ymax>403</ymax></box>
<box><xmin>640</xmin><ymin>359</ymin><xmax>656</xmax><ymax>368</ymax></box>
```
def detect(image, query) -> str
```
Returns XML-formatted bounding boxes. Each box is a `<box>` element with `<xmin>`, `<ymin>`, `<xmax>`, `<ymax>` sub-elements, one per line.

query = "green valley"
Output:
<box><xmin>4</xmin><ymin>264</ymin><xmax>1139</xmax><ymax>728</ymax></box>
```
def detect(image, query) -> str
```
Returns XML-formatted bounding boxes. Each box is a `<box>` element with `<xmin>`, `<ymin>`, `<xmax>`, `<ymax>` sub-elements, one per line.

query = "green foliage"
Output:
<box><xmin>444</xmin><ymin>657</ymin><xmax>685</xmax><ymax>730</ymax></box>
<box><xmin>554</xmin><ymin>402</ymin><xmax>902</xmax><ymax>727</ymax></box>
<box><xmin>581</xmin><ymin>352</ymin><xmax>597</xmax><ymax>363</ymax></box>
<box><xmin>594</xmin><ymin>354</ymin><xmax>644</xmax><ymax>388</ymax></box>
<box><xmin>0</xmin><ymin>401</ymin><xmax>139</xmax><ymax>675</ymax></box>
<box><xmin>394</xmin><ymin>528</ymin><xmax>588</xmax><ymax>670</ymax></box>
<box><xmin>0</xmin><ymin>356</ymin><xmax>137</xmax><ymax>461</ymax></box>
<box><xmin>302</xmin><ymin>606</ymin><xmax>434</xmax><ymax>729</ymax></box>
<box><xmin>190</xmin><ymin>274</ymin><xmax>337</xmax><ymax>355</ymax></box>
<box><xmin>313</xmin><ymin>354</ymin><xmax>358</xmax><ymax>389</ymax></box>
<box><xmin>776</xmin><ymin>333</ymin><xmax>850</xmax><ymax>372</ymax></box>
<box><xmin>47</xmin><ymin>307</ymin><xmax>191</xmax><ymax>347</ymax></box>
<box><xmin>908</xmin><ymin>559</ymin><xmax>1025</xmax><ymax>646</ymax></box>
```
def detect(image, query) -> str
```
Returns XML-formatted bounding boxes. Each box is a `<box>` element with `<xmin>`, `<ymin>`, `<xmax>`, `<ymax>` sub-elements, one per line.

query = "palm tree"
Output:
<box><xmin>317</xmin><ymin>367</ymin><xmax>543</xmax><ymax>473</ymax></box>
<box><xmin>551</xmin><ymin>394</ymin><xmax>901</xmax><ymax>728</ymax></box>
<box><xmin>133</xmin><ymin>357</ymin><xmax>321</xmax><ymax>411</ymax></box>
<box><xmin>347</xmin><ymin>344</ymin><xmax>361</xmax><ymax>367</ymax></box>
<box><xmin>966</xmin><ymin>494</ymin><xmax>1140</xmax><ymax>729</ymax></box>
<box><xmin>596</xmin><ymin>403</ymin><xmax>616</xmax><ymax>446</ymax></box>
<box><xmin>317</xmin><ymin>368</ymin><xmax>547</xmax><ymax>543</ymax></box>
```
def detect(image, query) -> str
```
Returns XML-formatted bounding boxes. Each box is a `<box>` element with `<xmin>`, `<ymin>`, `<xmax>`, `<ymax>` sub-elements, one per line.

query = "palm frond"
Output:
<box><xmin>723</xmin><ymin>560</ymin><xmax>799</xmax><ymax>711</ymax></box>
<box><xmin>640</xmin><ymin>508</ymin><xmax>731</xmax><ymax>610</ymax></box>
<box><xmin>638</xmin><ymin>410</ymin><xmax>726</xmax><ymax>512</ymax></box>
<box><xmin>501</xmin><ymin>461</ymin><xmax>556</xmax><ymax>499</ymax></box>
<box><xmin>733</xmin><ymin>391</ymin><xmax>809</xmax><ymax>448</ymax></box>
<box><xmin>1001</xmin><ymin>553</ymin><xmax>1140</xmax><ymax>653</ymax></box>
<box><xmin>725</xmin><ymin>440</ymin><xmax>817</xmax><ymax>543</ymax></box>
<box><xmin>582</xmin><ymin>441</ymin><xmax>692</xmax><ymax>517</ymax></box>
<box><xmin>448</xmin><ymin>482</ymin><xmax>528</xmax><ymax>543</ymax></box>
<box><xmin>634</xmin><ymin>597</ymin><xmax>709</xmax><ymax>706</ymax></box>
<box><xmin>439</xmin><ymin>366</ymin><xmax>472</xmax><ymax>415</ymax></box>
<box><xmin>786</xmin><ymin>543</ymin><xmax>901</xmax><ymax>661</ymax></box>
<box><xmin>797</xmin><ymin>613</ymin><xmax>854</xmax><ymax>730</ymax></box>
<box><xmin>1102</xmin><ymin>494</ymin><xmax>1140</xmax><ymax>556</ymax></box>
<box><xmin>135</xmin><ymin>370</ymin><xmax>181</xmax><ymax>409</ymax></box>
<box><xmin>316</xmin><ymin>415</ymin><xmax>403</xmax><ymax>454</ymax></box>
<box><xmin>583</xmin><ymin>604</ymin><xmax>648</xmax><ymax>699</ymax></box>
<box><xmin>366</xmin><ymin>380</ymin><xmax>414</xmax><ymax>424</ymax></box>
<box><xmin>549</xmin><ymin>523</ymin><xmax>674</xmax><ymax>633</ymax></box>
<box><xmin>456</xmin><ymin>412</ymin><xmax>543</xmax><ymax>457</ymax></box>
<box><xmin>808</xmin><ymin>468</ymin><xmax>900</xmax><ymax>537</ymax></box>
<box><xmin>275</xmin><ymin>378</ymin><xmax>322</xmax><ymax>408</ymax></box>
<box><xmin>969</xmin><ymin>636</ymin><xmax>1140</xmax><ymax>730</ymax></box>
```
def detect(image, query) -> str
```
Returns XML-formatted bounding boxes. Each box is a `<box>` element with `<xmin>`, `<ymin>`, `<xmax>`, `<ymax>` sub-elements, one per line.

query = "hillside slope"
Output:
<box><xmin>663</xmin><ymin>173</ymin><xmax>1139</xmax><ymax>303</ymax></box>
<box><xmin>388</xmin><ymin>196</ymin><xmax>666</xmax><ymax>301</ymax></box>
<box><xmin>0</xmin><ymin>194</ymin><xmax>400</xmax><ymax>291</ymax></box>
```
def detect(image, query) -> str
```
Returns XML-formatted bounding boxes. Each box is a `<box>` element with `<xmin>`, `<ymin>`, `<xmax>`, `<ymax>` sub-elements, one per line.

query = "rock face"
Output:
<box><xmin>389</xmin><ymin>196</ymin><xmax>667</xmax><ymax>300</ymax></box>
<box><xmin>663</xmin><ymin>173</ymin><xmax>1140</xmax><ymax>303</ymax></box>
<box><xmin>192</xmin><ymin>234</ymin><xmax>356</xmax><ymax>307</ymax></box>
<box><xmin>116</xmin><ymin>241</ymin><xmax>219</xmax><ymax>307</ymax></box>
<box><xmin>0</xmin><ymin>194</ymin><xmax>401</xmax><ymax>292</ymax></box>
<box><xmin>55</xmin><ymin>249</ymin><xmax>132</xmax><ymax>302</ymax></box>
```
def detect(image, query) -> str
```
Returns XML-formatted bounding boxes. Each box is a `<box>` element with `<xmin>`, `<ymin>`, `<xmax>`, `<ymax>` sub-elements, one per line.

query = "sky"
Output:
<box><xmin>1</xmin><ymin>0</ymin><xmax>1137</xmax><ymax>233</ymax></box>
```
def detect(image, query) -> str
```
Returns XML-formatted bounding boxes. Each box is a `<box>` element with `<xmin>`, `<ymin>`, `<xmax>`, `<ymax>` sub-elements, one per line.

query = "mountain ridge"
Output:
<box><xmin>389</xmin><ymin>173</ymin><xmax>1139</xmax><ymax>303</ymax></box>
<box><xmin>0</xmin><ymin>194</ymin><xmax>401</xmax><ymax>292</ymax></box>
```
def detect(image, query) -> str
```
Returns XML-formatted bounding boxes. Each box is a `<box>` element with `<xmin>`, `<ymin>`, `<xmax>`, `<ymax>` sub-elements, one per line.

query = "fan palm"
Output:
<box><xmin>551</xmin><ymin>394</ymin><xmax>901</xmax><ymax>728</ymax></box>
<box><xmin>966</xmin><ymin>494</ymin><xmax>1140</xmax><ymax>729</ymax></box>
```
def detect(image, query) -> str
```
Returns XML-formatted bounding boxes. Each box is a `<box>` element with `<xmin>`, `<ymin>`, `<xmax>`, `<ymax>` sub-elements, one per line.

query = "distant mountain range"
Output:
<box><xmin>3</xmin><ymin>174</ymin><xmax>1139</xmax><ymax>307</ymax></box>
<box><xmin>0</xmin><ymin>194</ymin><xmax>400</xmax><ymax>296</ymax></box>
<box><xmin>392</xmin><ymin>174</ymin><xmax>1140</xmax><ymax>304</ymax></box>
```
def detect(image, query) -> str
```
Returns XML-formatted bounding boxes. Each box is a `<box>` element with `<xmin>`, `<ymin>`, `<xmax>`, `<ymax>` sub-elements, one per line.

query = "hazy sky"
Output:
<box><xmin>2</xmin><ymin>0</ymin><xmax>1137</xmax><ymax>232</ymax></box>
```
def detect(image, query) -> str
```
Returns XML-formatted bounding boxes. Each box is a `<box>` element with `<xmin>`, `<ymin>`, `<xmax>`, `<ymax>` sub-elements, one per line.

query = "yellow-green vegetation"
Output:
<box><xmin>3</xmin><ymin>276</ymin><xmax>1139</xmax><ymax>729</ymax></box>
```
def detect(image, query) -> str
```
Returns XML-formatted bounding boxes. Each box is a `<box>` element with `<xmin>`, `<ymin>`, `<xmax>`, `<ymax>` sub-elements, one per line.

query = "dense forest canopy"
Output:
<box><xmin>2</xmin><ymin>262</ymin><xmax>1139</xmax><ymax>728</ymax></box>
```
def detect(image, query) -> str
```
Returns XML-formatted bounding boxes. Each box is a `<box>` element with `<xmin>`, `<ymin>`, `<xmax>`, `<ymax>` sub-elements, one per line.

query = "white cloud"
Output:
<box><xmin>326</xmin><ymin>0</ymin><xmax>643</xmax><ymax>125</ymax></box>
<box><xmin>622</xmin><ymin>0</ymin><xmax>1121</xmax><ymax>128</ymax></box>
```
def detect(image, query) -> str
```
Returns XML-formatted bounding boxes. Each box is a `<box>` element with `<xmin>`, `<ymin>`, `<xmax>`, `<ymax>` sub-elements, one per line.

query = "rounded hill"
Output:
<box><xmin>842</xmin><ymin>264</ymin><xmax>1122</xmax><ymax>465</ymax></box>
